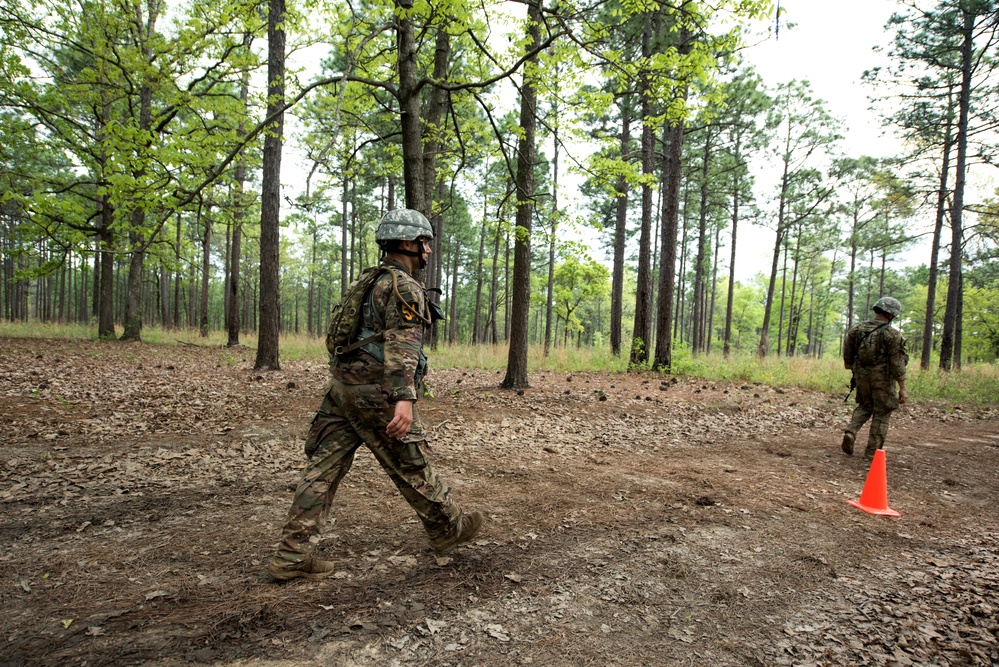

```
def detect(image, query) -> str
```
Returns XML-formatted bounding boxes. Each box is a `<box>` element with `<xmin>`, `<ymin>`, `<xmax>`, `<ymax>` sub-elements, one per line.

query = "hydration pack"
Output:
<box><xmin>325</xmin><ymin>267</ymin><xmax>386</xmax><ymax>358</ymax></box>
<box><xmin>855</xmin><ymin>322</ymin><xmax>889</xmax><ymax>366</ymax></box>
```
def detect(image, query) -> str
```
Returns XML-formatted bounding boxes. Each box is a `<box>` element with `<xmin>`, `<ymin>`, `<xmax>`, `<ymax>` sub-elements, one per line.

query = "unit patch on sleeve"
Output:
<box><xmin>398</xmin><ymin>300</ymin><xmax>421</xmax><ymax>325</ymax></box>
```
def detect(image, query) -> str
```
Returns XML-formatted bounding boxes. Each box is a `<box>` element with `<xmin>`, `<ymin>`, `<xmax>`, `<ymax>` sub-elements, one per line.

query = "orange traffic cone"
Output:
<box><xmin>846</xmin><ymin>449</ymin><xmax>901</xmax><ymax>517</ymax></box>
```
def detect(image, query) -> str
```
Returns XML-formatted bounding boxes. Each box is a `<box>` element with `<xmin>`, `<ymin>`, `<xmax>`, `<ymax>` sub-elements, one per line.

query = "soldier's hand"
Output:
<box><xmin>387</xmin><ymin>400</ymin><xmax>414</xmax><ymax>439</ymax></box>
<box><xmin>898</xmin><ymin>388</ymin><xmax>908</xmax><ymax>405</ymax></box>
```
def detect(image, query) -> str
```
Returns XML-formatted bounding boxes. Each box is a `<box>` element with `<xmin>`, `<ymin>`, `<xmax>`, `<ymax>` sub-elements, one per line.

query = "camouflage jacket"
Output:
<box><xmin>330</xmin><ymin>257</ymin><xmax>430</xmax><ymax>401</ymax></box>
<box><xmin>843</xmin><ymin>318</ymin><xmax>908</xmax><ymax>382</ymax></box>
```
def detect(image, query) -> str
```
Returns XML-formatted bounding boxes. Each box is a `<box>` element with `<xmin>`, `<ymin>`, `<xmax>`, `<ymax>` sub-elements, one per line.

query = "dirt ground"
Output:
<box><xmin>1</xmin><ymin>337</ymin><xmax>997</xmax><ymax>667</ymax></box>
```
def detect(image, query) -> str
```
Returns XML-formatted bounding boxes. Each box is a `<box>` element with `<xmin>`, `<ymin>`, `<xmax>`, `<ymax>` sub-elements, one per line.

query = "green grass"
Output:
<box><xmin>2</xmin><ymin>322</ymin><xmax>996</xmax><ymax>405</ymax></box>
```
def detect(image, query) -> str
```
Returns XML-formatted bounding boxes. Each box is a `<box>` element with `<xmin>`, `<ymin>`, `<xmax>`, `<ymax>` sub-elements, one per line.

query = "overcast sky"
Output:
<box><xmin>744</xmin><ymin>0</ymin><xmax>903</xmax><ymax>157</ymax></box>
<box><xmin>732</xmin><ymin>0</ymin><xmax>912</xmax><ymax>281</ymax></box>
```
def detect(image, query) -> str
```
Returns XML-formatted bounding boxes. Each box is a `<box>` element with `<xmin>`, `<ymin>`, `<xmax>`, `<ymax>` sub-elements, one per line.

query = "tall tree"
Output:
<box><xmin>756</xmin><ymin>80</ymin><xmax>839</xmax><ymax>357</ymax></box>
<box><xmin>254</xmin><ymin>0</ymin><xmax>286</xmax><ymax>371</ymax></box>
<box><xmin>867</xmin><ymin>0</ymin><xmax>999</xmax><ymax>369</ymax></box>
<box><xmin>501</xmin><ymin>0</ymin><xmax>543</xmax><ymax>390</ymax></box>
<box><xmin>938</xmin><ymin>1</ymin><xmax>997</xmax><ymax>370</ymax></box>
<box><xmin>720</xmin><ymin>69</ymin><xmax>769</xmax><ymax>357</ymax></box>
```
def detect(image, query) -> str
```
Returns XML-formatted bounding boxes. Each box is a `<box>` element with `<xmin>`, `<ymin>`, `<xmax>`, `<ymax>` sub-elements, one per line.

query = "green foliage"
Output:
<box><xmin>4</xmin><ymin>322</ymin><xmax>998</xmax><ymax>404</ymax></box>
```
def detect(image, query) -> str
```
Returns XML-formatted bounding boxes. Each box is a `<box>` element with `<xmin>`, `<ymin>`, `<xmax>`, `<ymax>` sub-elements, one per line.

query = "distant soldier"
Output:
<box><xmin>268</xmin><ymin>208</ymin><xmax>483</xmax><ymax>581</ymax></box>
<box><xmin>841</xmin><ymin>296</ymin><xmax>909</xmax><ymax>459</ymax></box>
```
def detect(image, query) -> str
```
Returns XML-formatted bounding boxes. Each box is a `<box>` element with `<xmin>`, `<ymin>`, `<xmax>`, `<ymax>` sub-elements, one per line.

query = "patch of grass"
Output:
<box><xmin>3</xmin><ymin>323</ymin><xmax>996</xmax><ymax>404</ymax></box>
<box><xmin>429</xmin><ymin>342</ymin><xmax>631</xmax><ymax>374</ymax></box>
<box><xmin>0</xmin><ymin>321</ymin><xmax>95</xmax><ymax>340</ymax></box>
<box><xmin>904</xmin><ymin>363</ymin><xmax>999</xmax><ymax>406</ymax></box>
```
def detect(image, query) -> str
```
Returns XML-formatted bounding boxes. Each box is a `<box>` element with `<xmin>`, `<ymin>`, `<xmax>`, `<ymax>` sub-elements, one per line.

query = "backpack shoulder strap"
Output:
<box><xmin>861</xmin><ymin>321</ymin><xmax>891</xmax><ymax>358</ymax></box>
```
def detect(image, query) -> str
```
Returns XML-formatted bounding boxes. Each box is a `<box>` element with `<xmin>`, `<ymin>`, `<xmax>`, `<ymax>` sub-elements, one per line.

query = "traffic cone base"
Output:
<box><xmin>846</xmin><ymin>449</ymin><xmax>900</xmax><ymax>518</ymax></box>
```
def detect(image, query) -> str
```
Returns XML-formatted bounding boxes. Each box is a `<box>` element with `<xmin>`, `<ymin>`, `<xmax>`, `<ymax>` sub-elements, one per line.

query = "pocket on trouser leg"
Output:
<box><xmin>304</xmin><ymin>413</ymin><xmax>321</xmax><ymax>458</ymax></box>
<box><xmin>396</xmin><ymin>438</ymin><xmax>429</xmax><ymax>472</ymax></box>
<box><xmin>395</xmin><ymin>418</ymin><xmax>430</xmax><ymax>471</ymax></box>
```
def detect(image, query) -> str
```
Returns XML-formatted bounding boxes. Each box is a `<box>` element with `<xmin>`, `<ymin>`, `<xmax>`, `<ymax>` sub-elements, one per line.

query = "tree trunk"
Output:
<box><xmin>674</xmin><ymin>182</ymin><xmax>689</xmax><ymax>342</ymax></box>
<box><xmin>776</xmin><ymin>237</ymin><xmax>789</xmax><ymax>356</ymax></box>
<box><xmin>92</xmin><ymin>236</ymin><xmax>101</xmax><ymax>322</ymax></box>
<box><xmin>920</xmin><ymin>95</ymin><xmax>953</xmax><ymax>369</ymax></box>
<box><xmin>421</xmin><ymin>28</ymin><xmax>451</xmax><ymax>298</ymax></box>
<box><xmin>757</xmin><ymin>137</ymin><xmax>790</xmax><ymax>357</ymax></box>
<box><xmin>954</xmin><ymin>269</ymin><xmax>963</xmax><ymax>369</ymax></box>
<box><xmin>544</xmin><ymin>98</ymin><xmax>559</xmax><ymax>358</ymax></box>
<box><xmin>652</xmin><ymin>71</ymin><xmax>690</xmax><ymax>370</ymax></box>
<box><xmin>630</xmin><ymin>13</ymin><xmax>655</xmax><ymax>367</ymax></box>
<box><xmin>692</xmin><ymin>125</ymin><xmax>712</xmax><ymax>354</ymax></box>
<box><xmin>504</xmin><ymin>231</ymin><xmax>511</xmax><ymax>341</ymax></box>
<box><xmin>341</xmin><ymin>176</ymin><xmax>349</xmax><ymax>296</ymax></box>
<box><xmin>396</xmin><ymin>0</ymin><xmax>427</xmax><ymax>214</ymax></box>
<box><xmin>723</xmin><ymin>135</ymin><xmax>741</xmax><ymax>357</ymax></box>
<box><xmin>97</xmin><ymin>202</ymin><xmax>115</xmax><ymax>338</ymax></box>
<box><xmin>473</xmin><ymin>208</ymin><xmax>487</xmax><ymax>343</ymax></box>
<box><xmin>305</xmin><ymin>223</ymin><xmax>315</xmax><ymax>335</ymax></box>
<box><xmin>501</xmin><ymin>0</ymin><xmax>541</xmax><ymax>390</ymax></box>
<box><xmin>121</xmin><ymin>224</ymin><xmax>146</xmax><ymax>341</ymax></box>
<box><xmin>449</xmin><ymin>239</ymin><xmax>459</xmax><ymax>343</ymax></box>
<box><xmin>939</xmin><ymin>8</ymin><xmax>974</xmax><ymax>371</ymax></box>
<box><xmin>784</xmin><ymin>226</ymin><xmax>801</xmax><ymax>356</ymax></box>
<box><xmin>489</xmin><ymin>230</ymin><xmax>501</xmax><ymax>344</ymax></box>
<box><xmin>160</xmin><ymin>262</ymin><xmax>169</xmax><ymax>328</ymax></box>
<box><xmin>254</xmin><ymin>0</ymin><xmax>285</xmax><ymax>371</ymax></box>
<box><xmin>199</xmin><ymin>203</ymin><xmax>212</xmax><ymax>337</ymax></box>
<box><xmin>121</xmin><ymin>0</ymin><xmax>158</xmax><ymax>343</ymax></box>
<box><xmin>610</xmin><ymin>101</ymin><xmax>631</xmax><ymax>356</ymax></box>
<box><xmin>173</xmin><ymin>212</ymin><xmax>181</xmax><ymax>329</ymax></box>
<box><xmin>706</xmin><ymin>222</ymin><xmax>720</xmax><ymax>353</ymax></box>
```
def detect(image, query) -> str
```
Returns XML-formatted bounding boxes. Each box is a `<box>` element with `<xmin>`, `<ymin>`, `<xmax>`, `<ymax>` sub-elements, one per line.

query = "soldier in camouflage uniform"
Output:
<box><xmin>841</xmin><ymin>296</ymin><xmax>909</xmax><ymax>459</ymax></box>
<box><xmin>268</xmin><ymin>209</ymin><xmax>483</xmax><ymax>581</ymax></box>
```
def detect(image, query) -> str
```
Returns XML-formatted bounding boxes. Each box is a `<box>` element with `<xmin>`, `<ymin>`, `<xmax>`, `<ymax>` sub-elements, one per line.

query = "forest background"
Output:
<box><xmin>1</xmin><ymin>0</ymin><xmax>998</xmax><ymax>388</ymax></box>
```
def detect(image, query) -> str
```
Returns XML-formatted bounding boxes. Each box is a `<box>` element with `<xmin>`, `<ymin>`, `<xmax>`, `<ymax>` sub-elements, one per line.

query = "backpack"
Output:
<box><xmin>855</xmin><ymin>322</ymin><xmax>890</xmax><ymax>366</ymax></box>
<box><xmin>325</xmin><ymin>267</ymin><xmax>386</xmax><ymax>358</ymax></box>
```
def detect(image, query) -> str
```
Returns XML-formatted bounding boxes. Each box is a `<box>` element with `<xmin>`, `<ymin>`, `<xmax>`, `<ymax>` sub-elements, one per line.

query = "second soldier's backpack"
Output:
<box><xmin>325</xmin><ymin>267</ymin><xmax>386</xmax><ymax>358</ymax></box>
<box><xmin>856</xmin><ymin>322</ymin><xmax>890</xmax><ymax>366</ymax></box>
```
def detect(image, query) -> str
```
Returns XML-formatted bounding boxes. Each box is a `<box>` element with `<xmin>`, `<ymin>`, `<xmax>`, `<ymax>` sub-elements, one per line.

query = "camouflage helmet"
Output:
<box><xmin>375</xmin><ymin>208</ymin><xmax>434</xmax><ymax>243</ymax></box>
<box><xmin>872</xmin><ymin>296</ymin><xmax>902</xmax><ymax>318</ymax></box>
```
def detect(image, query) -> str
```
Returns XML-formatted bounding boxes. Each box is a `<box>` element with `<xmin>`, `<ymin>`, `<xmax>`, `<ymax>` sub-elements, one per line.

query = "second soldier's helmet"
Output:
<box><xmin>872</xmin><ymin>296</ymin><xmax>902</xmax><ymax>318</ymax></box>
<box><xmin>375</xmin><ymin>208</ymin><xmax>434</xmax><ymax>244</ymax></box>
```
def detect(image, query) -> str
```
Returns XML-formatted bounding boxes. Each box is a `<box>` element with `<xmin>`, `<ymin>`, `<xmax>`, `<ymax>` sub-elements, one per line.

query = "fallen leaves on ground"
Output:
<box><xmin>1</xmin><ymin>338</ymin><xmax>997</xmax><ymax>666</ymax></box>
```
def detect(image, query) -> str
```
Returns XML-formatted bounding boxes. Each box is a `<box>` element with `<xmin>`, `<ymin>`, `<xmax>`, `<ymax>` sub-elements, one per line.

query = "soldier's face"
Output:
<box><xmin>415</xmin><ymin>238</ymin><xmax>431</xmax><ymax>269</ymax></box>
<box><xmin>402</xmin><ymin>238</ymin><xmax>431</xmax><ymax>270</ymax></box>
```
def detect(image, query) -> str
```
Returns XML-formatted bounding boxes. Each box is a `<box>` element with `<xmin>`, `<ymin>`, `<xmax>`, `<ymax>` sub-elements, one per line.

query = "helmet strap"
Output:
<box><xmin>390</xmin><ymin>242</ymin><xmax>428</xmax><ymax>269</ymax></box>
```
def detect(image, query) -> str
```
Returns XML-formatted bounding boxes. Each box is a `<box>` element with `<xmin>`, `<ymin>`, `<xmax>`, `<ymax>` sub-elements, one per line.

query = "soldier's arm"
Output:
<box><xmin>888</xmin><ymin>331</ymin><xmax>909</xmax><ymax>382</ymax></box>
<box><xmin>843</xmin><ymin>327</ymin><xmax>857</xmax><ymax>369</ymax></box>
<box><xmin>381</xmin><ymin>273</ymin><xmax>426</xmax><ymax>402</ymax></box>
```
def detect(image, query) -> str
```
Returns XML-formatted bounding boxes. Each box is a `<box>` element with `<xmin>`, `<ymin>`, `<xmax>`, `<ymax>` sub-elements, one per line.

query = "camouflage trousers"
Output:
<box><xmin>846</xmin><ymin>371</ymin><xmax>899</xmax><ymax>454</ymax></box>
<box><xmin>274</xmin><ymin>378</ymin><xmax>462</xmax><ymax>564</ymax></box>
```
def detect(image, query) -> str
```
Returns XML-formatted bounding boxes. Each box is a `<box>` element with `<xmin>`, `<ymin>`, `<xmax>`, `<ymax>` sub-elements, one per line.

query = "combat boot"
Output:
<box><xmin>267</xmin><ymin>554</ymin><xmax>336</xmax><ymax>581</ymax></box>
<box><xmin>864</xmin><ymin>433</ymin><xmax>884</xmax><ymax>459</ymax></box>
<box><xmin>432</xmin><ymin>511</ymin><xmax>484</xmax><ymax>554</ymax></box>
<box><xmin>841</xmin><ymin>431</ymin><xmax>855</xmax><ymax>456</ymax></box>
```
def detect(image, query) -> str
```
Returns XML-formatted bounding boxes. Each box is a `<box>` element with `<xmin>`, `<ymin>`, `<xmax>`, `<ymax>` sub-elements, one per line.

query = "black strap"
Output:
<box><xmin>340</xmin><ymin>330</ymin><xmax>383</xmax><ymax>355</ymax></box>
<box><xmin>860</xmin><ymin>321</ymin><xmax>890</xmax><ymax>345</ymax></box>
<box><xmin>855</xmin><ymin>321</ymin><xmax>890</xmax><ymax>363</ymax></box>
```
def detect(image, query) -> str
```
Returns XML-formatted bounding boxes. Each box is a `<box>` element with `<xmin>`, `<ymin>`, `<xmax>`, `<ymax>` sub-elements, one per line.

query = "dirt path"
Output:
<box><xmin>1</xmin><ymin>338</ymin><xmax>997</xmax><ymax>666</ymax></box>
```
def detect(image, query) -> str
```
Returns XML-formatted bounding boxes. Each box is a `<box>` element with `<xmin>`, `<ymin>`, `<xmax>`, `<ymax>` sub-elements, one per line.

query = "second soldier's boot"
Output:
<box><xmin>864</xmin><ymin>433</ymin><xmax>884</xmax><ymax>459</ymax></box>
<box><xmin>841</xmin><ymin>431</ymin><xmax>855</xmax><ymax>456</ymax></box>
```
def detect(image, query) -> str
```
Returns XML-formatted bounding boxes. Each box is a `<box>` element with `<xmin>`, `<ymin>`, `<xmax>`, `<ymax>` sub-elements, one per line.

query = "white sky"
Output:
<box><xmin>731</xmin><ymin>0</ymin><xmax>911</xmax><ymax>281</ymax></box>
